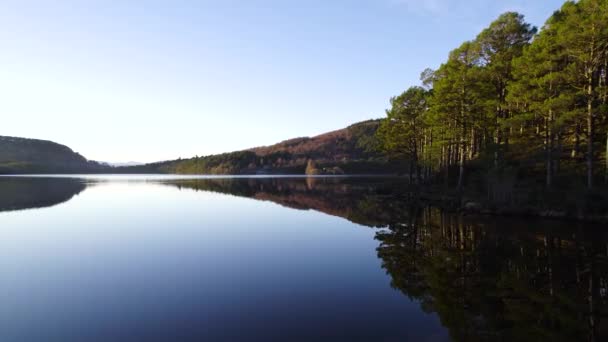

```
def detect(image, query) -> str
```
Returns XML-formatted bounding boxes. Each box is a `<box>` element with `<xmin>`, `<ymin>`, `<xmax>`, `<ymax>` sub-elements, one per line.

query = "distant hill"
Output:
<box><xmin>120</xmin><ymin>119</ymin><xmax>403</xmax><ymax>175</ymax></box>
<box><xmin>1</xmin><ymin>119</ymin><xmax>402</xmax><ymax>175</ymax></box>
<box><xmin>106</xmin><ymin>161</ymin><xmax>143</xmax><ymax>167</ymax></box>
<box><xmin>0</xmin><ymin>136</ymin><xmax>106</xmax><ymax>174</ymax></box>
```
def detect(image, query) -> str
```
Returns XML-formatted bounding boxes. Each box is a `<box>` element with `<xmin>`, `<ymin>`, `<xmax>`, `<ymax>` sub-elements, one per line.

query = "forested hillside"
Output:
<box><xmin>121</xmin><ymin>120</ymin><xmax>401</xmax><ymax>174</ymax></box>
<box><xmin>0</xmin><ymin>136</ymin><xmax>106</xmax><ymax>174</ymax></box>
<box><xmin>378</xmin><ymin>0</ymin><xmax>608</xmax><ymax>201</ymax></box>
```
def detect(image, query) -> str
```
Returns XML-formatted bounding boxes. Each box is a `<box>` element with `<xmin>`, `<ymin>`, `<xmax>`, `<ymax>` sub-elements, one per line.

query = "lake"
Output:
<box><xmin>0</xmin><ymin>175</ymin><xmax>606</xmax><ymax>341</ymax></box>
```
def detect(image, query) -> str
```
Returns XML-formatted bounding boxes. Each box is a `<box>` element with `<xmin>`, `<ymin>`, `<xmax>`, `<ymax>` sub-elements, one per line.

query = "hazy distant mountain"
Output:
<box><xmin>106</xmin><ymin>161</ymin><xmax>144</xmax><ymax>167</ymax></box>
<box><xmin>0</xmin><ymin>136</ymin><xmax>107</xmax><ymax>174</ymax></box>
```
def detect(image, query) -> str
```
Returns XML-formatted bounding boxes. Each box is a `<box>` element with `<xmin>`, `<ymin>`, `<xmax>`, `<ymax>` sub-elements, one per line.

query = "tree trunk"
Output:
<box><xmin>587</xmin><ymin>81</ymin><xmax>594</xmax><ymax>190</ymax></box>
<box><xmin>546</xmin><ymin>115</ymin><xmax>553</xmax><ymax>188</ymax></box>
<box><xmin>444</xmin><ymin>145</ymin><xmax>450</xmax><ymax>186</ymax></box>
<box><xmin>469</xmin><ymin>128</ymin><xmax>475</xmax><ymax>160</ymax></box>
<box><xmin>409</xmin><ymin>160</ymin><xmax>413</xmax><ymax>185</ymax></box>
<box><xmin>494</xmin><ymin>128</ymin><xmax>500</xmax><ymax>168</ymax></box>
<box><xmin>603</xmin><ymin>52</ymin><xmax>608</xmax><ymax>184</ymax></box>
<box><xmin>555</xmin><ymin>131</ymin><xmax>562</xmax><ymax>174</ymax></box>
<box><xmin>574</xmin><ymin>121</ymin><xmax>581</xmax><ymax>159</ymax></box>
<box><xmin>457</xmin><ymin>139</ymin><xmax>466</xmax><ymax>191</ymax></box>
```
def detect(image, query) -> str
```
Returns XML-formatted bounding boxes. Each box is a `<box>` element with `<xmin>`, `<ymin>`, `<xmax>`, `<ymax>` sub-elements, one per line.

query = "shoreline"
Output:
<box><xmin>1</xmin><ymin>173</ymin><xmax>606</xmax><ymax>223</ymax></box>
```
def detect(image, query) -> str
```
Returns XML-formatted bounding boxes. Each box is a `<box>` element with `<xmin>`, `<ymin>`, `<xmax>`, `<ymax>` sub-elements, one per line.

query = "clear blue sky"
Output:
<box><xmin>1</xmin><ymin>0</ymin><xmax>565</xmax><ymax>163</ymax></box>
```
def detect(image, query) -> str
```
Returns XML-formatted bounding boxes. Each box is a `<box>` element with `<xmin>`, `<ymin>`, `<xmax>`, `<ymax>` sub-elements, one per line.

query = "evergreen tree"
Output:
<box><xmin>558</xmin><ymin>0</ymin><xmax>608</xmax><ymax>189</ymax></box>
<box><xmin>430</xmin><ymin>41</ymin><xmax>485</xmax><ymax>190</ymax></box>
<box><xmin>476</xmin><ymin>12</ymin><xmax>537</xmax><ymax>166</ymax></box>
<box><xmin>508</xmin><ymin>10</ymin><xmax>572</xmax><ymax>187</ymax></box>
<box><xmin>378</xmin><ymin>86</ymin><xmax>430</xmax><ymax>183</ymax></box>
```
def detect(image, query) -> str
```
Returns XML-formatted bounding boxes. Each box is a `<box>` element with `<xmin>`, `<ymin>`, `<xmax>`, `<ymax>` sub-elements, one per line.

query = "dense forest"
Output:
<box><xmin>378</xmin><ymin>0</ymin><xmax>608</xmax><ymax>197</ymax></box>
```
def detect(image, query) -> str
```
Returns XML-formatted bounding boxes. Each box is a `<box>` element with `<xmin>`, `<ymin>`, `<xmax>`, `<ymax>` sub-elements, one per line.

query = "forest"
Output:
<box><xmin>377</xmin><ymin>0</ymin><xmax>608</xmax><ymax>197</ymax></box>
<box><xmin>116</xmin><ymin>120</ymin><xmax>396</xmax><ymax>175</ymax></box>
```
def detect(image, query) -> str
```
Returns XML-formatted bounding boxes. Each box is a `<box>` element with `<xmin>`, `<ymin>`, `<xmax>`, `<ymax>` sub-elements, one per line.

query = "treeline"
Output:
<box><xmin>378</xmin><ymin>0</ymin><xmax>608</xmax><ymax>192</ymax></box>
<box><xmin>119</xmin><ymin>119</ymin><xmax>396</xmax><ymax>175</ymax></box>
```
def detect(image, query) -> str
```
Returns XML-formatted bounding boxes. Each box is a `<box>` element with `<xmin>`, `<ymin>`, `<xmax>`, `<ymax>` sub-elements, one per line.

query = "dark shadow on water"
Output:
<box><xmin>0</xmin><ymin>177</ymin><xmax>86</xmax><ymax>212</ymax></box>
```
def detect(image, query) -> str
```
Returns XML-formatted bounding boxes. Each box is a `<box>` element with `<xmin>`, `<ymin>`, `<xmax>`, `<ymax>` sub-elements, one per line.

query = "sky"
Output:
<box><xmin>0</xmin><ymin>0</ymin><xmax>566</xmax><ymax>163</ymax></box>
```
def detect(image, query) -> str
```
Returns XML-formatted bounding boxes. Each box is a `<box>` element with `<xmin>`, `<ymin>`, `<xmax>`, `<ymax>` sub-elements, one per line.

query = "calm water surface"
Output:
<box><xmin>0</xmin><ymin>175</ymin><xmax>606</xmax><ymax>341</ymax></box>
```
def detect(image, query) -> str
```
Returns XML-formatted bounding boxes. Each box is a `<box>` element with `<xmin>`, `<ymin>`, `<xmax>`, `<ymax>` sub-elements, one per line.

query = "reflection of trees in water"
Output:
<box><xmin>376</xmin><ymin>208</ymin><xmax>608</xmax><ymax>342</ymax></box>
<box><xmin>169</xmin><ymin>177</ymin><xmax>608</xmax><ymax>340</ymax></box>
<box><xmin>2</xmin><ymin>176</ymin><xmax>605</xmax><ymax>340</ymax></box>
<box><xmin>0</xmin><ymin>177</ymin><xmax>86</xmax><ymax>212</ymax></box>
<box><xmin>167</xmin><ymin>177</ymin><xmax>417</xmax><ymax>228</ymax></box>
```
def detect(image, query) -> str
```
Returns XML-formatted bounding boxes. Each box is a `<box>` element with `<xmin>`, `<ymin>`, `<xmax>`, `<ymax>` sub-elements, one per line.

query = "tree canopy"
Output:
<box><xmin>379</xmin><ymin>0</ymin><xmax>608</xmax><ymax>192</ymax></box>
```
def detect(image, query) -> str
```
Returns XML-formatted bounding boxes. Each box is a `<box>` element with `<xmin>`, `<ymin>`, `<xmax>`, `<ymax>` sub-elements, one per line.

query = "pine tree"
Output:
<box><xmin>508</xmin><ymin>10</ymin><xmax>572</xmax><ymax>187</ymax></box>
<box><xmin>476</xmin><ymin>12</ymin><xmax>537</xmax><ymax>166</ymax></box>
<box><xmin>378</xmin><ymin>87</ymin><xmax>429</xmax><ymax>183</ymax></box>
<box><xmin>431</xmin><ymin>41</ymin><xmax>485</xmax><ymax>190</ymax></box>
<box><xmin>558</xmin><ymin>0</ymin><xmax>608</xmax><ymax>189</ymax></box>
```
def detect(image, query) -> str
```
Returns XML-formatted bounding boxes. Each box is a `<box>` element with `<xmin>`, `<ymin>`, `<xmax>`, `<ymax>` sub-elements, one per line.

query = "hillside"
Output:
<box><xmin>0</xmin><ymin>120</ymin><xmax>401</xmax><ymax>175</ymax></box>
<box><xmin>251</xmin><ymin>120</ymin><xmax>380</xmax><ymax>160</ymax></box>
<box><xmin>0</xmin><ymin>136</ymin><xmax>106</xmax><ymax>174</ymax></box>
<box><xmin>121</xmin><ymin>119</ymin><xmax>402</xmax><ymax>175</ymax></box>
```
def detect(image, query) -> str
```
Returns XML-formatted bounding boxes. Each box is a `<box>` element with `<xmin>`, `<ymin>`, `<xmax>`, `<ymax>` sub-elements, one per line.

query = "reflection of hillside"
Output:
<box><xmin>165</xmin><ymin>177</ymin><xmax>415</xmax><ymax>227</ymax></box>
<box><xmin>376</xmin><ymin>208</ymin><xmax>608</xmax><ymax>342</ymax></box>
<box><xmin>168</xmin><ymin>177</ymin><xmax>608</xmax><ymax>340</ymax></box>
<box><xmin>0</xmin><ymin>177</ymin><xmax>86</xmax><ymax>212</ymax></box>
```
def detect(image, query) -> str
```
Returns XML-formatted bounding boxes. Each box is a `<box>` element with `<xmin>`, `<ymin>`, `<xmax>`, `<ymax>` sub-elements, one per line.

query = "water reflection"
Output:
<box><xmin>0</xmin><ymin>176</ymin><xmax>606</xmax><ymax>340</ymax></box>
<box><xmin>0</xmin><ymin>177</ymin><xmax>85</xmax><ymax>212</ymax></box>
<box><xmin>165</xmin><ymin>177</ymin><xmax>414</xmax><ymax>228</ymax></box>
<box><xmin>377</xmin><ymin>208</ymin><xmax>608</xmax><ymax>341</ymax></box>
<box><xmin>161</xmin><ymin>177</ymin><xmax>608</xmax><ymax>341</ymax></box>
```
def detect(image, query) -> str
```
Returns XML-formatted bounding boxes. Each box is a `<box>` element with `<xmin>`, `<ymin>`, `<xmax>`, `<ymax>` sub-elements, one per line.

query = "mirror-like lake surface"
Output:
<box><xmin>0</xmin><ymin>175</ymin><xmax>606</xmax><ymax>341</ymax></box>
